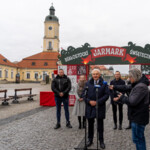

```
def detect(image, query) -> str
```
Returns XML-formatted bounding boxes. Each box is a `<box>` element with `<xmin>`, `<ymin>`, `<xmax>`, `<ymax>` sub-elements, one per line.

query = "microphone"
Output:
<box><xmin>103</xmin><ymin>81</ymin><xmax>108</xmax><ymax>85</ymax></box>
<box><xmin>94</xmin><ymin>81</ymin><xmax>101</xmax><ymax>93</ymax></box>
<box><xmin>84</xmin><ymin>86</ymin><xmax>88</xmax><ymax>97</ymax></box>
<box><xmin>94</xmin><ymin>80</ymin><xmax>101</xmax><ymax>88</ymax></box>
<box><xmin>94</xmin><ymin>84</ymin><xmax>101</xmax><ymax>88</ymax></box>
<box><xmin>85</xmin><ymin>86</ymin><xmax>88</xmax><ymax>91</ymax></box>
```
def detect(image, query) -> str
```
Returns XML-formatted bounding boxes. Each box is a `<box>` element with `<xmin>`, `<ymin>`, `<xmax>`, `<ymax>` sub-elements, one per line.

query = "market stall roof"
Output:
<box><xmin>58</xmin><ymin>42</ymin><xmax>150</xmax><ymax>65</ymax></box>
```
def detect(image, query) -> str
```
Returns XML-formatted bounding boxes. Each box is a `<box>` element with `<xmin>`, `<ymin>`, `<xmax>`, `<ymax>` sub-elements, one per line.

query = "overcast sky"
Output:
<box><xmin>0</xmin><ymin>0</ymin><xmax>150</xmax><ymax>73</ymax></box>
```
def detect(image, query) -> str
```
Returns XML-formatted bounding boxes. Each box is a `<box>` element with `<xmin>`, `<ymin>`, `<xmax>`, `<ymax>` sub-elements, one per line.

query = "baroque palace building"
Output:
<box><xmin>0</xmin><ymin>5</ymin><xmax>59</xmax><ymax>83</ymax></box>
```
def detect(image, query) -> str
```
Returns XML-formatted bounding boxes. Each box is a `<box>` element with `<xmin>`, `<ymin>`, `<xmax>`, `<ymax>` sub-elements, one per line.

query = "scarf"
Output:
<box><xmin>77</xmin><ymin>80</ymin><xmax>86</xmax><ymax>97</ymax></box>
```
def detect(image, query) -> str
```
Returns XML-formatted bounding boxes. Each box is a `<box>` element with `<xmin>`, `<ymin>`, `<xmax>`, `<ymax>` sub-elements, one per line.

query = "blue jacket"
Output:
<box><xmin>83</xmin><ymin>77</ymin><xmax>109</xmax><ymax>119</ymax></box>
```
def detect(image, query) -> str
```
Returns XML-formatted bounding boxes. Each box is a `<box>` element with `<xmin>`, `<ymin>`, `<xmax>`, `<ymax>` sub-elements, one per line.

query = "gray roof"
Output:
<box><xmin>109</xmin><ymin>66</ymin><xmax>114</xmax><ymax>70</ymax></box>
<box><xmin>45</xmin><ymin>5</ymin><xmax>59</xmax><ymax>22</ymax></box>
<box><xmin>45</xmin><ymin>15</ymin><xmax>59</xmax><ymax>22</ymax></box>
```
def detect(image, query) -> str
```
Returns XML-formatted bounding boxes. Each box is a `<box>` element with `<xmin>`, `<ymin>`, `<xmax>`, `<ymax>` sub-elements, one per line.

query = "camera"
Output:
<box><xmin>116</xmin><ymin>91</ymin><xmax>121</xmax><ymax>96</ymax></box>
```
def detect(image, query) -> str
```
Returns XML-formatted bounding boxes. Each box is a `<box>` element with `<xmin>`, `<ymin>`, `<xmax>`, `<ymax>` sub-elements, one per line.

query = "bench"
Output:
<box><xmin>0</xmin><ymin>90</ymin><xmax>12</xmax><ymax>105</ymax></box>
<box><xmin>9</xmin><ymin>88</ymin><xmax>36</xmax><ymax>104</ymax></box>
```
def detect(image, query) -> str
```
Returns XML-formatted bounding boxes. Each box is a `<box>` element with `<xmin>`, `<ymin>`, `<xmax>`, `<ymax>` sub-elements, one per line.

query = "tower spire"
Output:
<box><xmin>49</xmin><ymin>3</ymin><xmax>55</xmax><ymax>16</ymax></box>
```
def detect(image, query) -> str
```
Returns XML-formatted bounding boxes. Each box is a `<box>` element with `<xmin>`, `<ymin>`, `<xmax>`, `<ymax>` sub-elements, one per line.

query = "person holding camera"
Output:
<box><xmin>51</xmin><ymin>69</ymin><xmax>72</xmax><ymax>129</ymax></box>
<box><xmin>109</xmin><ymin>74</ymin><xmax>149</xmax><ymax>130</ymax></box>
<box><xmin>83</xmin><ymin>69</ymin><xmax>109</xmax><ymax>149</ymax></box>
<box><xmin>110</xmin><ymin>71</ymin><xmax>125</xmax><ymax>130</ymax></box>
<box><xmin>112</xmin><ymin>68</ymin><xmax>149</xmax><ymax>150</ymax></box>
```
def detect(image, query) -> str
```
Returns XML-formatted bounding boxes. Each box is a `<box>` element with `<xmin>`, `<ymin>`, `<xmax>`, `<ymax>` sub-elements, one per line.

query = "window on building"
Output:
<box><xmin>5</xmin><ymin>70</ymin><xmax>8</xmax><ymax>78</ymax></box>
<box><xmin>48</xmin><ymin>42</ymin><xmax>52</xmax><ymax>50</ymax></box>
<box><xmin>3</xmin><ymin>59</ymin><xmax>7</xmax><ymax>62</ymax></box>
<box><xmin>26</xmin><ymin>72</ymin><xmax>30</xmax><ymax>79</ymax></box>
<box><xmin>54</xmin><ymin>27</ymin><xmax>58</xmax><ymax>38</ymax></box>
<box><xmin>34</xmin><ymin>72</ymin><xmax>38</xmax><ymax>79</ymax></box>
<box><xmin>32</xmin><ymin>62</ymin><xmax>36</xmax><ymax>66</ymax></box>
<box><xmin>0</xmin><ymin>69</ymin><xmax>2</xmax><ymax>78</ymax></box>
<box><xmin>44</xmin><ymin>62</ymin><xmax>48</xmax><ymax>66</ymax></box>
<box><xmin>43</xmin><ymin>71</ymin><xmax>47</xmax><ymax>80</ymax></box>
<box><xmin>11</xmin><ymin>70</ymin><xmax>13</xmax><ymax>79</ymax></box>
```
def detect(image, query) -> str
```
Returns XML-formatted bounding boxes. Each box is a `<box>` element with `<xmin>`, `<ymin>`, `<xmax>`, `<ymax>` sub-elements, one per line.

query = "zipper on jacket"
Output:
<box><xmin>59</xmin><ymin>79</ymin><xmax>61</xmax><ymax>91</ymax></box>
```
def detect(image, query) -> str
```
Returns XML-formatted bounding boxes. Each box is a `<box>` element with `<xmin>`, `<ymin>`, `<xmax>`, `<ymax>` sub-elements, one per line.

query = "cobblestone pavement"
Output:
<box><xmin>0</xmin><ymin>83</ymin><xmax>150</xmax><ymax>150</ymax></box>
<box><xmin>0</xmin><ymin>102</ymin><xmax>150</xmax><ymax>150</ymax></box>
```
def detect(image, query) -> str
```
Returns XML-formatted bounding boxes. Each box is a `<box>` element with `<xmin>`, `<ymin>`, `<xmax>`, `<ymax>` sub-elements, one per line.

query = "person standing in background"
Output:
<box><xmin>110</xmin><ymin>71</ymin><xmax>125</xmax><ymax>130</ymax></box>
<box><xmin>51</xmin><ymin>69</ymin><xmax>72</xmax><ymax>129</ymax></box>
<box><xmin>72</xmin><ymin>75</ymin><xmax>86</xmax><ymax>129</ymax></box>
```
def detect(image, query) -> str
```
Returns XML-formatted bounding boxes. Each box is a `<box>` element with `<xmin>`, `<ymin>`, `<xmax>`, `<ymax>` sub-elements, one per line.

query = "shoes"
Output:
<box><xmin>100</xmin><ymin>141</ymin><xmax>105</xmax><ymax>149</ymax></box>
<box><xmin>66</xmin><ymin>121</ymin><xmax>72</xmax><ymax>128</ymax></box>
<box><xmin>54</xmin><ymin>123</ymin><xmax>61</xmax><ymax>129</ymax></box>
<box><xmin>86</xmin><ymin>140</ymin><xmax>93</xmax><ymax>147</ymax></box>
<box><xmin>118</xmin><ymin>125</ymin><xmax>122</xmax><ymax>130</ymax></box>
<box><xmin>113</xmin><ymin>124</ymin><xmax>117</xmax><ymax>130</ymax></box>
<box><xmin>79</xmin><ymin>123</ymin><xmax>81</xmax><ymax>129</ymax></box>
<box><xmin>78</xmin><ymin>116</ymin><xmax>81</xmax><ymax>129</ymax></box>
<box><xmin>125</xmin><ymin>125</ymin><xmax>131</xmax><ymax>129</ymax></box>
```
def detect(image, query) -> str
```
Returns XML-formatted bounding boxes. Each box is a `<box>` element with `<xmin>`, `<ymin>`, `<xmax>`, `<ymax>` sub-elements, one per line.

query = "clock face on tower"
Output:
<box><xmin>49</xmin><ymin>26</ymin><xmax>52</xmax><ymax>30</ymax></box>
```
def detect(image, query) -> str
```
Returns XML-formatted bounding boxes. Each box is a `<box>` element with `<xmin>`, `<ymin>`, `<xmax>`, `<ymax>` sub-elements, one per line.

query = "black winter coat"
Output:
<box><xmin>116</xmin><ymin>75</ymin><xmax>149</xmax><ymax>125</ymax></box>
<box><xmin>113</xmin><ymin>74</ymin><xmax>149</xmax><ymax>95</ymax></box>
<box><xmin>51</xmin><ymin>75</ymin><xmax>71</xmax><ymax>98</ymax></box>
<box><xmin>110</xmin><ymin>78</ymin><xmax>125</xmax><ymax>104</ymax></box>
<box><xmin>83</xmin><ymin>77</ymin><xmax>109</xmax><ymax>119</ymax></box>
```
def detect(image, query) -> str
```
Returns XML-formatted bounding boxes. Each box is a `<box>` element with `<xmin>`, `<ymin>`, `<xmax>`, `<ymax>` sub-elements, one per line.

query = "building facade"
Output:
<box><xmin>0</xmin><ymin>5</ymin><xmax>59</xmax><ymax>83</ymax></box>
<box><xmin>0</xmin><ymin>54</ymin><xmax>17</xmax><ymax>83</ymax></box>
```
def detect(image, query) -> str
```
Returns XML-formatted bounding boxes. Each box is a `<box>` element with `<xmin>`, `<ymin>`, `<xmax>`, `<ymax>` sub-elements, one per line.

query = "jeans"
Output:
<box><xmin>55</xmin><ymin>97</ymin><xmax>70</xmax><ymax>123</ymax></box>
<box><xmin>131</xmin><ymin>122</ymin><xmax>146</xmax><ymax>150</ymax></box>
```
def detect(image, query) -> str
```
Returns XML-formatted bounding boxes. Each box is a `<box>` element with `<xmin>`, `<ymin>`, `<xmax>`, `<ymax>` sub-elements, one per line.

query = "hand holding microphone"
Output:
<box><xmin>109</xmin><ymin>85</ymin><xmax>114</xmax><ymax>90</ymax></box>
<box><xmin>113</xmin><ymin>92</ymin><xmax>122</xmax><ymax>102</ymax></box>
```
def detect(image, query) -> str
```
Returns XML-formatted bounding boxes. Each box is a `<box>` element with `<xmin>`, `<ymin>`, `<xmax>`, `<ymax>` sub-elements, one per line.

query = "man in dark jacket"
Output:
<box><xmin>83</xmin><ymin>69</ymin><xmax>109</xmax><ymax>149</ymax></box>
<box><xmin>113</xmin><ymin>69</ymin><xmax>149</xmax><ymax>150</ymax></box>
<box><xmin>110</xmin><ymin>74</ymin><xmax>149</xmax><ymax>129</ymax></box>
<box><xmin>51</xmin><ymin>69</ymin><xmax>72</xmax><ymax>129</ymax></box>
<box><xmin>110</xmin><ymin>71</ymin><xmax>125</xmax><ymax>130</ymax></box>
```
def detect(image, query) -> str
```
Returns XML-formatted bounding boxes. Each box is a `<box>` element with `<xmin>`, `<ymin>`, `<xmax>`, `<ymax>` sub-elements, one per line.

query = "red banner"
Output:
<box><xmin>67</xmin><ymin>65</ymin><xmax>77</xmax><ymax>75</ymax></box>
<box><xmin>69</xmin><ymin>95</ymin><xmax>76</xmax><ymax>106</ymax></box>
<box><xmin>145</xmin><ymin>75</ymin><xmax>150</xmax><ymax>85</ymax></box>
<box><xmin>91</xmin><ymin>46</ymin><xmax>127</xmax><ymax>59</ymax></box>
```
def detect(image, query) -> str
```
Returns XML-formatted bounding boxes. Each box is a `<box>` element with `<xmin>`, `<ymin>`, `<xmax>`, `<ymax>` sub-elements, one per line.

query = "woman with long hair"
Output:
<box><xmin>72</xmin><ymin>75</ymin><xmax>86</xmax><ymax>129</ymax></box>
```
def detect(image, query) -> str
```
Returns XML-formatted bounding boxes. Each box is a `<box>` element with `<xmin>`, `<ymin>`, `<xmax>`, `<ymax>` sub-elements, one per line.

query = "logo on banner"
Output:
<box><xmin>81</xmin><ymin>46</ymin><xmax>137</xmax><ymax>64</ymax></box>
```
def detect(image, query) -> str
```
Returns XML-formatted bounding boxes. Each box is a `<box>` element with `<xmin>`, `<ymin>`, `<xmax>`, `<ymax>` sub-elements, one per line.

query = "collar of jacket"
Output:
<box><xmin>89</xmin><ymin>77</ymin><xmax>104</xmax><ymax>85</ymax></box>
<box><xmin>56</xmin><ymin>74</ymin><xmax>67</xmax><ymax>79</ymax></box>
<box><xmin>114</xmin><ymin>78</ymin><xmax>121</xmax><ymax>82</ymax></box>
<box><xmin>131</xmin><ymin>74</ymin><xmax>149</xmax><ymax>88</ymax></box>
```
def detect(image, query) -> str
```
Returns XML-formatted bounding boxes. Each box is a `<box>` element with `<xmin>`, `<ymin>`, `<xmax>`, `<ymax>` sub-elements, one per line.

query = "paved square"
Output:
<box><xmin>0</xmin><ymin>83</ymin><xmax>150</xmax><ymax>150</ymax></box>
